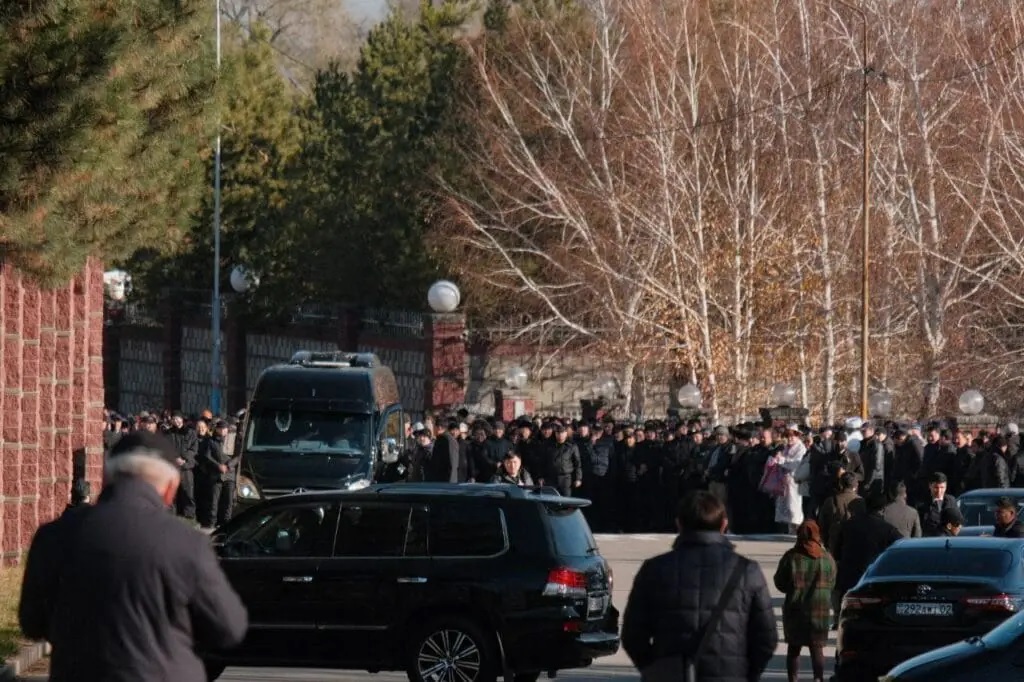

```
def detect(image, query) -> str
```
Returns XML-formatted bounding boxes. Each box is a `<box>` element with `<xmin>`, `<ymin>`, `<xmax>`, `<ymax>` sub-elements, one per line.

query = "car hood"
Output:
<box><xmin>885</xmin><ymin>639</ymin><xmax>983</xmax><ymax>678</ymax></box>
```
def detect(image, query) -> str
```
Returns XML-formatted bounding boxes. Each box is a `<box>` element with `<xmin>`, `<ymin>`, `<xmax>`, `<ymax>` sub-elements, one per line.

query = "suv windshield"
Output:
<box><xmin>546</xmin><ymin>506</ymin><xmax>598</xmax><ymax>556</ymax></box>
<box><xmin>870</xmin><ymin>548</ymin><xmax>1012</xmax><ymax>578</ymax></box>
<box><xmin>246</xmin><ymin>410</ymin><xmax>371</xmax><ymax>455</ymax></box>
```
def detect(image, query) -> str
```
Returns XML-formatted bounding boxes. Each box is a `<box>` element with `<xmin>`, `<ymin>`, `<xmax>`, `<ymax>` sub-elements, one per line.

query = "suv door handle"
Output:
<box><xmin>397</xmin><ymin>576</ymin><xmax>428</xmax><ymax>584</ymax></box>
<box><xmin>282</xmin><ymin>575</ymin><xmax>314</xmax><ymax>583</ymax></box>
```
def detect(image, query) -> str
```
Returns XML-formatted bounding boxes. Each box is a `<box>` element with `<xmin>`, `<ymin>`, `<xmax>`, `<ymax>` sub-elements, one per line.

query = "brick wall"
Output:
<box><xmin>1</xmin><ymin>258</ymin><xmax>105</xmax><ymax>562</ymax></box>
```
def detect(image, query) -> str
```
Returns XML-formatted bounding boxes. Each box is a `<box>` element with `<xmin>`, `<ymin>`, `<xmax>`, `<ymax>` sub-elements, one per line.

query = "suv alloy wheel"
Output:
<box><xmin>408</xmin><ymin>616</ymin><xmax>498</xmax><ymax>682</ymax></box>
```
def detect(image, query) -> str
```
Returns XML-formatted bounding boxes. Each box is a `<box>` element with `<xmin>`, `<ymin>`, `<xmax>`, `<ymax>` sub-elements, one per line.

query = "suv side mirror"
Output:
<box><xmin>381</xmin><ymin>437</ymin><xmax>399</xmax><ymax>464</ymax></box>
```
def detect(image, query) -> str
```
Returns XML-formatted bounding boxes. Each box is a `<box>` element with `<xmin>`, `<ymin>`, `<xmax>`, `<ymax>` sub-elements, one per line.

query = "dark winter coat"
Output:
<box><xmin>622</xmin><ymin>532</ymin><xmax>777</xmax><ymax>682</ymax></box>
<box><xmin>19</xmin><ymin>478</ymin><xmax>247</xmax><ymax>682</ymax></box>
<box><xmin>917</xmin><ymin>494</ymin><xmax>958</xmax><ymax>537</ymax></box>
<box><xmin>882</xmin><ymin>498</ymin><xmax>923</xmax><ymax>539</ymax></box>
<box><xmin>165</xmin><ymin>426</ymin><xmax>198</xmax><ymax>469</ymax></box>
<box><xmin>832</xmin><ymin>512</ymin><xmax>903</xmax><ymax>594</ymax></box>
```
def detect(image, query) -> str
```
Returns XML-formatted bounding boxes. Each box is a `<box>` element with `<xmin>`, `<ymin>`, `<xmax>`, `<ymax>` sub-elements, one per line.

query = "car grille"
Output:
<box><xmin>261</xmin><ymin>486</ymin><xmax>337</xmax><ymax>498</ymax></box>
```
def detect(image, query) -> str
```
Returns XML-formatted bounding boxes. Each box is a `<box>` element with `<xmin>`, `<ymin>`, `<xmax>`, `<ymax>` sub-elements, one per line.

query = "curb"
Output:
<box><xmin>0</xmin><ymin>641</ymin><xmax>49</xmax><ymax>680</ymax></box>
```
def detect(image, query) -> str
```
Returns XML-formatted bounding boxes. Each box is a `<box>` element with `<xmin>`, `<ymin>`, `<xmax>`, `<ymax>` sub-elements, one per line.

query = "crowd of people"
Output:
<box><xmin>100</xmin><ymin>408</ymin><xmax>243</xmax><ymax>529</ymax></box>
<box><xmin>395</xmin><ymin>412</ymin><xmax>1024</xmax><ymax>535</ymax></box>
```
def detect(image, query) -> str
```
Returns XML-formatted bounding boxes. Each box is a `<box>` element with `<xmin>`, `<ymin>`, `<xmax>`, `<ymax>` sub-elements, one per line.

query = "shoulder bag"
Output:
<box><xmin>640</xmin><ymin>556</ymin><xmax>748</xmax><ymax>682</ymax></box>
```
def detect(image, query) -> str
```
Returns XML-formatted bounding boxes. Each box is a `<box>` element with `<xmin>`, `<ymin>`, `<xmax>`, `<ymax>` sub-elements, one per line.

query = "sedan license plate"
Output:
<box><xmin>896</xmin><ymin>602</ymin><xmax>953</xmax><ymax>617</ymax></box>
<box><xmin>587</xmin><ymin>595</ymin><xmax>608</xmax><ymax>614</ymax></box>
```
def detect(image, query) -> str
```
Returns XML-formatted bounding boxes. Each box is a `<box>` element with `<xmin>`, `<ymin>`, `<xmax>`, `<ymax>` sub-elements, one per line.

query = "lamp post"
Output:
<box><xmin>211</xmin><ymin>0</ymin><xmax>224</xmax><ymax>416</ymax></box>
<box><xmin>832</xmin><ymin>0</ymin><xmax>871</xmax><ymax>420</ymax></box>
<box><xmin>958</xmin><ymin>389</ymin><xmax>984</xmax><ymax>416</ymax></box>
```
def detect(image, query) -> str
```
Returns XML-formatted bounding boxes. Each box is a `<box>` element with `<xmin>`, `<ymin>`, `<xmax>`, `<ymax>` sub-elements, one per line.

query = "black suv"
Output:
<box><xmin>204</xmin><ymin>483</ymin><xmax>620</xmax><ymax>682</ymax></box>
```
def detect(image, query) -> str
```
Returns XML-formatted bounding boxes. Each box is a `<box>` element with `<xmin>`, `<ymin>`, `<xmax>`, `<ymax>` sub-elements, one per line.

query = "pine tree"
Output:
<box><xmin>292</xmin><ymin>0</ymin><xmax>471</xmax><ymax>308</ymax></box>
<box><xmin>130</xmin><ymin>23</ymin><xmax>306</xmax><ymax>315</ymax></box>
<box><xmin>0</xmin><ymin>0</ymin><xmax>217</xmax><ymax>285</ymax></box>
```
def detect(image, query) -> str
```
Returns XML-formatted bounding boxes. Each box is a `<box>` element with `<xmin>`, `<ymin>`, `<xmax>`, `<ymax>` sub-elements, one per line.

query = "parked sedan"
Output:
<box><xmin>882</xmin><ymin>609</ymin><xmax>1024</xmax><ymax>680</ymax></box>
<box><xmin>835</xmin><ymin>537</ymin><xmax>1024</xmax><ymax>681</ymax></box>
<box><xmin>957</xmin><ymin>489</ymin><xmax>1024</xmax><ymax>536</ymax></box>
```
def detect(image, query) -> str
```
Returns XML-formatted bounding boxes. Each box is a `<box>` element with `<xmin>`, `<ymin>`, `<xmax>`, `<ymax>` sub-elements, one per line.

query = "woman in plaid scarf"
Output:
<box><xmin>773</xmin><ymin>519</ymin><xmax>836</xmax><ymax>682</ymax></box>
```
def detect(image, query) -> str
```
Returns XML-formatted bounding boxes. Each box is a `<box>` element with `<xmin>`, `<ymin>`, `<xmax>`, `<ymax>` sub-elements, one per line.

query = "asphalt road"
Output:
<box><xmin>208</xmin><ymin>533</ymin><xmax>826</xmax><ymax>682</ymax></box>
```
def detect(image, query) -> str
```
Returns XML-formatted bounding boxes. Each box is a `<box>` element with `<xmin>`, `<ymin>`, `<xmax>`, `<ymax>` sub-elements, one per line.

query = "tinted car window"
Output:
<box><xmin>871</xmin><ymin>548</ymin><xmax>1013</xmax><ymax>578</ymax></box>
<box><xmin>546</xmin><ymin>506</ymin><xmax>598</xmax><ymax>556</ymax></box>
<box><xmin>222</xmin><ymin>504</ymin><xmax>337</xmax><ymax>557</ymax></box>
<box><xmin>959</xmin><ymin>498</ymin><xmax>1024</xmax><ymax>526</ymax></box>
<box><xmin>430</xmin><ymin>503</ymin><xmax>505</xmax><ymax>557</ymax></box>
<box><xmin>336</xmin><ymin>503</ymin><xmax>422</xmax><ymax>557</ymax></box>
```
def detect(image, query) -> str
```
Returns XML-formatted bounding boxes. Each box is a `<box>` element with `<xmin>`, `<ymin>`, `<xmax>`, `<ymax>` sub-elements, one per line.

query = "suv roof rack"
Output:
<box><xmin>289</xmin><ymin>350</ymin><xmax>380</xmax><ymax>369</ymax></box>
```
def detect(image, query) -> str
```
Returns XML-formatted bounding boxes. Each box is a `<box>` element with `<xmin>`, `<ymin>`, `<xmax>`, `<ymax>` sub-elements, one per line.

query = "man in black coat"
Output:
<box><xmin>165</xmin><ymin>411</ymin><xmax>199</xmax><ymax>521</ymax></box>
<box><xmin>19</xmin><ymin>431</ymin><xmax>247</xmax><ymax>682</ymax></box>
<box><xmin>622</xmin><ymin>491</ymin><xmax>777</xmax><ymax>682</ymax></box>
<box><xmin>198</xmin><ymin>420</ymin><xmax>237</xmax><ymax>529</ymax></box>
<box><xmin>424</xmin><ymin>421</ymin><xmax>465</xmax><ymax>483</ymax></box>
<box><xmin>993</xmin><ymin>496</ymin><xmax>1024</xmax><ymax>538</ymax></box>
<box><xmin>917</xmin><ymin>472</ymin><xmax>958</xmax><ymax>537</ymax></box>
<box><xmin>833</xmin><ymin>492</ymin><xmax>903</xmax><ymax>599</ymax></box>
<box><xmin>547</xmin><ymin>424</ymin><xmax>583</xmax><ymax>497</ymax></box>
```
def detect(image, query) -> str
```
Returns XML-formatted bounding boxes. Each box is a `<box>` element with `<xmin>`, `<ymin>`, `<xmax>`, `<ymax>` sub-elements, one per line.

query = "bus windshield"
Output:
<box><xmin>245</xmin><ymin>410</ymin><xmax>371</xmax><ymax>456</ymax></box>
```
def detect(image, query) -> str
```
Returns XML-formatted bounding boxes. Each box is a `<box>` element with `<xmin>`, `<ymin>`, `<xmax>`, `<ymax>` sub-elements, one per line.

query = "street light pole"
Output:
<box><xmin>833</xmin><ymin>0</ymin><xmax>870</xmax><ymax>421</ymax></box>
<box><xmin>857</xmin><ymin>9</ymin><xmax>870</xmax><ymax>423</ymax></box>
<box><xmin>211</xmin><ymin>0</ymin><xmax>223</xmax><ymax>416</ymax></box>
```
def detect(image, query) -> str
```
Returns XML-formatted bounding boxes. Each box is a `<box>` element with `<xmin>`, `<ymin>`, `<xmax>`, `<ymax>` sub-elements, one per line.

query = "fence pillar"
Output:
<box><xmin>424</xmin><ymin>313</ymin><xmax>466</xmax><ymax>412</ymax></box>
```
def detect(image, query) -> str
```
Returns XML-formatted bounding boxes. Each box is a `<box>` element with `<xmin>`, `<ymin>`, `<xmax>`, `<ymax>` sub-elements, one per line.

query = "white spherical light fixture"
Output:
<box><xmin>958</xmin><ymin>389</ymin><xmax>985</xmax><ymax>416</ymax></box>
<box><xmin>770</xmin><ymin>382</ymin><xmax>797</xmax><ymax>408</ymax></box>
<box><xmin>230</xmin><ymin>266</ymin><xmax>259</xmax><ymax>293</ymax></box>
<box><xmin>103</xmin><ymin>270</ymin><xmax>130</xmax><ymax>302</ymax></box>
<box><xmin>427</xmin><ymin>280</ymin><xmax>461</xmax><ymax>313</ymax></box>
<box><xmin>677</xmin><ymin>383</ymin><xmax>701</xmax><ymax>409</ymax></box>
<box><xmin>869</xmin><ymin>390</ymin><xmax>893</xmax><ymax>418</ymax></box>
<box><xmin>504</xmin><ymin>366</ymin><xmax>528</xmax><ymax>391</ymax></box>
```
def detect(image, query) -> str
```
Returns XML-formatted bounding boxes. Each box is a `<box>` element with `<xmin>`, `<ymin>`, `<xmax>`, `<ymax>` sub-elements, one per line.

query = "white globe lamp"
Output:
<box><xmin>958</xmin><ymin>389</ymin><xmax>984</xmax><ymax>416</ymax></box>
<box><xmin>230</xmin><ymin>266</ymin><xmax>259</xmax><ymax>293</ymax></box>
<box><xmin>427</xmin><ymin>280</ymin><xmax>461</xmax><ymax>313</ymax></box>
<box><xmin>869</xmin><ymin>390</ymin><xmax>893</xmax><ymax>418</ymax></box>
<box><xmin>677</xmin><ymin>383</ymin><xmax>701</xmax><ymax>409</ymax></box>
<box><xmin>504</xmin><ymin>366</ymin><xmax>528</xmax><ymax>392</ymax></box>
<box><xmin>770</xmin><ymin>382</ymin><xmax>797</xmax><ymax>408</ymax></box>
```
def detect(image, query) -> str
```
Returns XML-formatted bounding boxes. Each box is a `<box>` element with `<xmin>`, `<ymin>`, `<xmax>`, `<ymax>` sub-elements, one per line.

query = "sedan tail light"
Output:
<box><xmin>962</xmin><ymin>594</ymin><xmax>1017</xmax><ymax>612</ymax></box>
<box><xmin>841</xmin><ymin>594</ymin><xmax>887</xmax><ymax>611</ymax></box>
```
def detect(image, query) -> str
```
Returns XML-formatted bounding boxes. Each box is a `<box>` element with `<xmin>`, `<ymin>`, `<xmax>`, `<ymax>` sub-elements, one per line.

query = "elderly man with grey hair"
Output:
<box><xmin>19</xmin><ymin>431</ymin><xmax>248</xmax><ymax>682</ymax></box>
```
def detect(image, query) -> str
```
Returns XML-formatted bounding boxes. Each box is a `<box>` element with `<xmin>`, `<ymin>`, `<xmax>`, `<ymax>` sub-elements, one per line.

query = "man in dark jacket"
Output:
<box><xmin>832</xmin><ymin>492</ymin><xmax>903</xmax><ymax>599</ymax></box>
<box><xmin>165</xmin><ymin>411</ymin><xmax>199</xmax><ymax>521</ymax></box>
<box><xmin>19</xmin><ymin>431</ymin><xmax>247</xmax><ymax>682</ymax></box>
<box><xmin>859</xmin><ymin>422</ymin><xmax>886</xmax><ymax>497</ymax></box>
<box><xmin>917</xmin><ymin>472</ymin><xmax>958</xmax><ymax>537</ymax></box>
<box><xmin>547</xmin><ymin>424</ymin><xmax>583</xmax><ymax>496</ymax></box>
<box><xmin>198</xmin><ymin>420</ymin><xmax>236</xmax><ymax>529</ymax></box>
<box><xmin>424</xmin><ymin>421</ymin><xmax>465</xmax><ymax>483</ymax></box>
<box><xmin>993</xmin><ymin>496</ymin><xmax>1024</xmax><ymax>538</ymax></box>
<box><xmin>622</xmin><ymin>491</ymin><xmax>777</xmax><ymax>681</ymax></box>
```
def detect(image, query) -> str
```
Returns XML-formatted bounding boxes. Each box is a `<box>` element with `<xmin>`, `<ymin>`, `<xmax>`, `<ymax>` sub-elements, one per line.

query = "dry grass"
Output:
<box><xmin>0</xmin><ymin>564</ymin><xmax>25</xmax><ymax>658</ymax></box>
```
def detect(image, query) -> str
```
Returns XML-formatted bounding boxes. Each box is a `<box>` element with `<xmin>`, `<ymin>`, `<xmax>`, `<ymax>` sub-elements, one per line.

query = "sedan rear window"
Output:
<box><xmin>871</xmin><ymin>548</ymin><xmax>1013</xmax><ymax>578</ymax></box>
<box><xmin>959</xmin><ymin>498</ymin><xmax>1024</xmax><ymax>526</ymax></box>
<box><xmin>546</xmin><ymin>506</ymin><xmax>598</xmax><ymax>556</ymax></box>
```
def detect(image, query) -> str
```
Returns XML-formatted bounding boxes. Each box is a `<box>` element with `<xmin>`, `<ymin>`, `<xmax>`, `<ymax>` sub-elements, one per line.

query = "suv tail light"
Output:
<box><xmin>962</xmin><ymin>594</ymin><xmax>1017</xmax><ymax>612</ymax></box>
<box><xmin>543</xmin><ymin>568</ymin><xmax>587</xmax><ymax>598</ymax></box>
<box><xmin>841</xmin><ymin>594</ymin><xmax>886</xmax><ymax>611</ymax></box>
